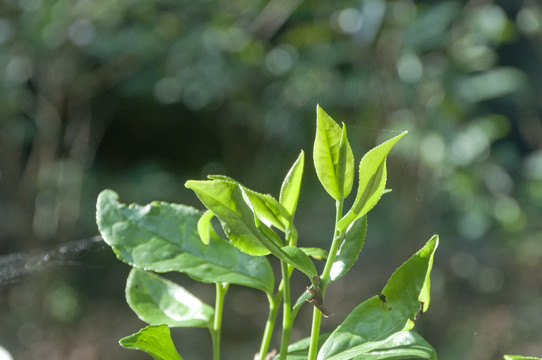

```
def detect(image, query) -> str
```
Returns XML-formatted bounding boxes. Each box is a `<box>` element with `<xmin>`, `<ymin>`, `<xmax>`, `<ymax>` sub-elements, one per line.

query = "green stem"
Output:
<box><xmin>258</xmin><ymin>290</ymin><xmax>282</xmax><ymax>360</ymax></box>
<box><xmin>211</xmin><ymin>282</ymin><xmax>229</xmax><ymax>360</ymax></box>
<box><xmin>278</xmin><ymin>261</ymin><xmax>293</xmax><ymax>360</ymax></box>
<box><xmin>308</xmin><ymin>199</ymin><xmax>344</xmax><ymax>360</ymax></box>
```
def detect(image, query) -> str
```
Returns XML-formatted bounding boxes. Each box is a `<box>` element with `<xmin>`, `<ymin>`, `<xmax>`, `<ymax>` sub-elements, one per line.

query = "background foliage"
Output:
<box><xmin>1</xmin><ymin>0</ymin><xmax>541</xmax><ymax>359</ymax></box>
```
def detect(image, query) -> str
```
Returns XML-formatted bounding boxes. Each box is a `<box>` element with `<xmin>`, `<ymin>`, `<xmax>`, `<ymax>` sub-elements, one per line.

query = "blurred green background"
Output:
<box><xmin>1</xmin><ymin>0</ymin><xmax>541</xmax><ymax>359</ymax></box>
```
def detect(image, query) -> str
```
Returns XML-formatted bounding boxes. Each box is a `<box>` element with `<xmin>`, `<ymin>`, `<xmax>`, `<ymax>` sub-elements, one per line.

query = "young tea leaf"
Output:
<box><xmin>313</xmin><ymin>105</ymin><xmax>355</xmax><ymax>201</ymax></box>
<box><xmin>337</xmin><ymin>131</ymin><xmax>407</xmax><ymax>232</ymax></box>
<box><xmin>97</xmin><ymin>190</ymin><xmax>274</xmax><ymax>294</ymax></box>
<box><xmin>208</xmin><ymin>175</ymin><xmax>290</xmax><ymax>232</ymax></box>
<box><xmin>329</xmin><ymin>215</ymin><xmax>368</xmax><ymax>282</ymax></box>
<box><xmin>197</xmin><ymin>210</ymin><xmax>215</xmax><ymax>245</ymax></box>
<box><xmin>185</xmin><ymin>180</ymin><xmax>271</xmax><ymax>255</ymax></box>
<box><xmin>126</xmin><ymin>268</ymin><xmax>214</xmax><ymax>328</ymax></box>
<box><xmin>279</xmin><ymin>150</ymin><xmax>305</xmax><ymax>218</ymax></box>
<box><xmin>119</xmin><ymin>324</ymin><xmax>183</xmax><ymax>360</ymax></box>
<box><xmin>317</xmin><ymin>236</ymin><xmax>438</xmax><ymax>360</ymax></box>
<box><xmin>504</xmin><ymin>356</ymin><xmax>542</xmax><ymax>360</ymax></box>
<box><xmin>299</xmin><ymin>247</ymin><xmax>329</xmax><ymax>261</ymax></box>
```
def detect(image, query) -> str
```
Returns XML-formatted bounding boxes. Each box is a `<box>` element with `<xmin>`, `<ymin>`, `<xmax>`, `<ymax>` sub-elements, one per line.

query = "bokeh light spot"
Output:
<box><xmin>154</xmin><ymin>77</ymin><xmax>181</xmax><ymax>104</ymax></box>
<box><xmin>69</xmin><ymin>18</ymin><xmax>95</xmax><ymax>46</ymax></box>
<box><xmin>396</xmin><ymin>52</ymin><xmax>423</xmax><ymax>84</ymax></box>
<box><xmin>337</xmin><ymin>8</ymin><xmax>363</xmax><ymax>34</ymax></box>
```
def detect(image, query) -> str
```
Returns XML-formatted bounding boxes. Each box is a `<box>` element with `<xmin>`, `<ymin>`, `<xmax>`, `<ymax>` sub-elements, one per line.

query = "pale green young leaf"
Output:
<box><xmin>185</xmin><ymin>180</ymin><xmax>270</xmax><ymax>255</ymax></box>
<box><xmin>299</xmin><ymin>247</ymin><xmax>329</xmax><ymax>261</ymax></box>
<box><xmin>119</xmin><ymin>324</ymin><xmax>183</xmax><ymax>360</ymax></box>
<box><xmin>338</xmin><ymin>132</ymin><xmax>407</xmax><ymax>232</ymax></box>
<box><xmin>279</xmin><ymin>150</ymin><xmax>305</xmax><ymax>218</ymax></box>
<box><xmin>207</xmin><ymin>175</ymin><xmax>290</xmax><ymax>232</ymax></box>
<box><xmin>96</xmin><ymin>190</ymin><xmax>274</xmax><ymax>294</ymax></box>
<box><xmin>329</xmin><ymin>215</ymin><xmax>368</xmax><ymax>282</ymax></box>
<box><xmin>313</xmin><ymin>105</ymin><xmax>355</xmax><ymax>200</ymax></box>
<box><xmin>126</xmin><ymin>268</ymin><xmax>214</xmax><ymax>328</ymax></box>
<box><xmin>504</xmin><ymin>356</ymin><xmax>542</xmax><ymax>360</ymax></box>
<box><xmin>197</xmin><ymin>210</ymin><xmax>215</xmax><ymax>245</ymax></box>
<box><xmin>317</xmin><ymin>236</ymin><xmax>438</xmax><ymax>360</ymax></box>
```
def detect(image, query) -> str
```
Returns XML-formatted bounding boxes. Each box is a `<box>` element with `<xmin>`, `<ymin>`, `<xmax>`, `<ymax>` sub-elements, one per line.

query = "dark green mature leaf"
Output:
<box><xmin>337</xmin><ymin>132</ymin><xmax>407</xmax><ymax>232</ymax></box>
<box><xmin>119</xmin><ymin>324</ymin><xmax>183</xmax><ymax>360</ymax></box>
<box><xmin>126</xmin><ymin>268</ymin><xmax>214</xmax><ymax>328</ymax></box>
<box><xmin>254</xmin><ymin>214</ymin><xmax>317</xmax><ymax>279</ymax></box>
<box><xmin>329</xmin><ymin>215</ymin><xmax>368</xmax><ymax>282</ymax></box>
<box><xmin>313</xmin><ymin>105</ymin><xmax>355</xmax><ymax>201</ymax></box>
<box><xmin>185</xmin><ymin>180</ymin><xmax>271</xmax><ymax>255</ymax></box>
<box><xmin>355</xmin><ymin>331</ymin><xmax>437</xmax><ymax>359</ymax></box>
<box><xmin>280</xmin><ymin>150</ymin><xmax>305</xmax><ymax>218</ymax></box>
<box><xmin>317</xmin><ymin>236</ymin><xmax>438</xmax><ymax>360</ymax></box>
<box><xmin>97</xmin><ymin>190</ymin><xmax>274</xmax><ymax>294</ymax></box>
<box><xmin>281</xmin><ymin>246</ymin><xmax>317</xmax><ymax>279</ymax></box>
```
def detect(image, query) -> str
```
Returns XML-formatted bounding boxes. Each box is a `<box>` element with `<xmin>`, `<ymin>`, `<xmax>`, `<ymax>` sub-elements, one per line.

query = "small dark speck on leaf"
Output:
<box><xmin>378</xmin><ymin>294</ymin><xmax>386</xmax><ymax>303</ymax></box>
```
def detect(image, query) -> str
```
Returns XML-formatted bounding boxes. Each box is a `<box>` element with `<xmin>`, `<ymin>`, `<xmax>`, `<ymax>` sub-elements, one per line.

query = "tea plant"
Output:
<box><xmin>96</xmin><ymin>105</ymin><xmax>439</xmax><ymax>360</ymax></box>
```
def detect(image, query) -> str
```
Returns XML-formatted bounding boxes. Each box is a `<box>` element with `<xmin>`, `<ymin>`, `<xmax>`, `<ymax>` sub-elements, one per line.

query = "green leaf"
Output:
<box><xmin>279</xmin><ymin>150</ymin><xmax>305</xmax><ymax>218</ymax></box>
<box><xmin>253</xmin><ymin>214</ymin><xmax>317</xmax><ymax>279</ymax></box>
<box><xmin>299</xmin><ymin>247</ymin><xmax>329</xmax><ymax>261</ymax></box>
<box><xmin>207</xmin><ymin>175</ymin><xmax>290</xmax><ymax>232</ymax></box>
<box><xmin>281</xmin><ymin>246</ymin><xmax>317</xmax><ymax>279</ymax></box>
<box><xmin>329</xmin><ymin>215</ymin><xmax>368</xmax><ymax>282</ymax></box>
<box><xmin>97</xmin><ymin>190</ymin><xmax>274</xmax><ymax>294</ymax></box>
<box><xmin>185</xmin><ymin>180</ymin><xmax>271</xmax><ymax>255</ymax></box>
<box><xmin>126</xmin><ymin>268</ymin><xmax>214</xmax><ymax>328</ymax></box>
<box><xmin>355</xmin><ymin>331</ymin><xmax>437</xmax><ymax>359</ymax></box>
<box><xmin>338</xmin><ymin>132</ymin><xmax>407</xmax><ymax>232</ymax></box>
<box><xmin>197</xmin><ymin>210</ymin><xmax>215</xmax><ymax>245</ymax></box>
<box><xmin>317</xmin><ymin>236</ymin><xmax>439</xmax><ymax>360</ymax></box>
<box><xmin>272</xmin><ymin>333</ymin><xmax>331</xmax><ymax>360</ymax></box>
<box><xmin>504</xmin><ymin>356</ymin><xmax>542</xmax><ymax>360</ymax></box>
<box><xmin>119</xmin><ymin>324</ymin><xmax>183</xmax><ymax>360</ymax></box>
<box><xmin>313</xmin><ymin>105</ymin><xmax>355</xmax><ymax>201</ymax></box>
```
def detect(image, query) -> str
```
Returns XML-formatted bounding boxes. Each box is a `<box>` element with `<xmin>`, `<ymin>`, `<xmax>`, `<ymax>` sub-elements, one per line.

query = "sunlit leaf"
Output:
<box><xmin>126</xmin><ymin>268</ymin><xmax>214</xmax><ymax>328</ymax></box>
<box><xmin>97</xmin><ymin>190</ymin><xmax>274</xmax><ymax>294</ymax></box>
<box><xmin>197</xmin><ymin>210</ymin><xmax>215</xmax><ymax>245</ymax></box>
<box><xmin>280</xmin><ymin>150</ymin><xmax>305</xmax><ymax>218</ymax></box>
<box><xmin>119</xmin><ymin>324</ymin><xmax>183</xmax><ymax>360</ymax></box>
<box><xmin>299</xmin><ymin>247</ymin><xmax>329</xmax><ymax>261</ymax></box>
<box><xmin>207</xmin><ymin>175</ymin><xmax>290</xmax><ymax>232</ymax></box>
<box><xmin>338</xmin><ymin>132</ymin><xmax>407</xmax><ymax>232</ymax></box>
<box><xmin>504</xmin><ymin>356</ymin><xmax>542</xmax><ymax>360</ymax></box>
<box><xmin>330</xmin><ymin>215</ymin><xmax>367</xmax><ymax>282</ymax></box>
<box><xmin>185</xmin><ymin>180</ymin><xmax>271</xmax><ymax>255</ymax></box>
<box><xmin>313</xmin><ymin>105</ymin><xmax>355</xmax><ymax>200</ymax></box>
<box><xmin>317</xmin><ymin>236</ymin><xmax>438</xmax><ymax>360</ymax></box>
